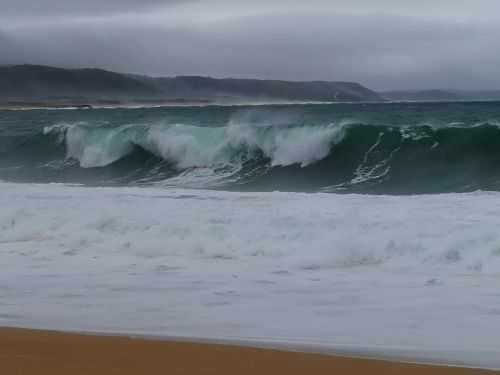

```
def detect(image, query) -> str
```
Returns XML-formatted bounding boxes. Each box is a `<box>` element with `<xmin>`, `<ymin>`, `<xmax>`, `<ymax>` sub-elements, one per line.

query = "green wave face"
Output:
<box><xmin>2</xmin><ymin>102</ymin><xmax>500</xmax><ymax>194</ymax></box>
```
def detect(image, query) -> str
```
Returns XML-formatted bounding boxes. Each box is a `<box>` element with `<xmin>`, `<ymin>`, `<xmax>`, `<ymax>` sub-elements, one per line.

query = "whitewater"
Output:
<box><xmin>1</xmin><ymin>182</ymin><xmax>500</xmax><ymax>368</ymax></box>
<box><xmin>2</xmin><ymin>102</ymin><xmax>500</xmax><ymax>369</ymax></box>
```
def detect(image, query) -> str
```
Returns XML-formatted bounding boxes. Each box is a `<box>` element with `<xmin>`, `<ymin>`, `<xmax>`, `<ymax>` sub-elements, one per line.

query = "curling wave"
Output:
<box><xmin>3</xmin><ymin>117</ymin><xmax>500</xmax><ymax>193</ymax></box>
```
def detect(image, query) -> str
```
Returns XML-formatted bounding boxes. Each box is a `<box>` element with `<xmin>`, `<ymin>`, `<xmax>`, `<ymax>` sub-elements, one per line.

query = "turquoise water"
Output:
<box><xmin>2</xmin><ymin>101</ymin><xmax>500</xmax><ymax>194</ymax></box>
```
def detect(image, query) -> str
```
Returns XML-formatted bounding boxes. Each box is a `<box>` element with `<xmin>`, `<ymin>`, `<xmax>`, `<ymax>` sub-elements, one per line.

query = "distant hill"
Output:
<box><xmin>381</xmin><ymin>90</ymin><xmax>462</xmax><ymax>102</ymax></box>
<box><xmin>381</xmin><ymin>89</ymin><xmax>500</xmax><ymax>102</ymax></box>
<box><xmin>0</xmin><ymin>65</ymin><xmax>161</xmax><ymax>100</ymax></box>
<box><xmin>0</xmin><ymin>64</ymin><xmax>382</xmax><ymax>104</ymax></box>
<box><xmin>132</xmin><ymin>75</ymin><xmax>382</xmax><ymax>102</ymax></box>
<box><xmin>453</xmin><ymin>90</ymin><xmax>500</xmax><ymax>101</ymax></box>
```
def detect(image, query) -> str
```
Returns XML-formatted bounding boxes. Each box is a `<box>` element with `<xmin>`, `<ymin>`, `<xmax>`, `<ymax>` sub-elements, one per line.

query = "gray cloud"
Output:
<box><xmin>0</xmin><ymin>0</ymin><xmax>191</xmax><ymax>17</ymax></box>
<box><xmin>1</xmin><ymin>1</ymin><xmax>500</xmax><ymax>90</ymax></box>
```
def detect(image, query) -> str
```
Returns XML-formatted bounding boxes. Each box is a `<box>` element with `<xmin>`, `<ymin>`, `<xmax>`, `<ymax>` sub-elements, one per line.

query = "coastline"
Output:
<box><xmin>1</xmin><ymin>327</ymin><xmax>497</xmax><ymax>374</ymax></box>
<box><xmin>0</xmin><ymin>100</ymin><xmax>354</xmax><ymax>111</ymax></box>
<box><xmin>0</xmin><ymin>99</ymin><xmax>214</xmax><ymax>111</ymax></box>
<box><xmin>1</xmin><ymin>99</ymin><xmax>499</xmax><ymax>112</ymax></box>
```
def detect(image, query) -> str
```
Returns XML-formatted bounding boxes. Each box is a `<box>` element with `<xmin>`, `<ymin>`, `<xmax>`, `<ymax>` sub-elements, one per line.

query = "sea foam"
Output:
<box><xmin>45</xmin><ymin>121</ymin><xmax>347</xmax><ymax>170</ymax></box>
<box><xmin>1</xmin><ymin>182</ymin><xmax>500</xmax><ymax>368</ymax></box>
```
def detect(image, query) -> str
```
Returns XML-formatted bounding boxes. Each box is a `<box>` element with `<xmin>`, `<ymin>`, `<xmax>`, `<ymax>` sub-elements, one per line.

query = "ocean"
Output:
<box><xmin>3</xmin><ymin>101</ymin><xmax>500</xmax><ymax>193</ymax></box>
<box><xmin>1</xmin><ymin>102</ymin><xmax>500</xmax><ymax>368</ymax></box>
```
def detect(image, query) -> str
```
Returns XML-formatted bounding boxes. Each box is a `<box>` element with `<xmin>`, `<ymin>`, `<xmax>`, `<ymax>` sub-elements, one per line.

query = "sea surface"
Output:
<box><xmin>1</xmin><ymin>102</ymin><xmax>500</xmax><ymax>369</ymax></box>
<box><xmin>2</xmin><ymin>101</ymin><xmax>500</xmax><ymax>193</ymax></box>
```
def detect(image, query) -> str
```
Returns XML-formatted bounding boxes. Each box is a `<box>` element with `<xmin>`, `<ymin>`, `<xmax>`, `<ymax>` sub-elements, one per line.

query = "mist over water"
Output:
<box><xmin>2</xmin><ymin>101</ymin><xmax>500</xmax><ymax>194</ymax></box>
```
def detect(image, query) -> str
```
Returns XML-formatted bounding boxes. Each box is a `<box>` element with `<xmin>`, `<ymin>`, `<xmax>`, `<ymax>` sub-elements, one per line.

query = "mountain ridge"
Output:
<box><xmin>381</xmin><ymin>89</ymin><xmax>500</xmax><ymax>102</ymax></box>
<box><xmin>0</xmin><ymin>64</ymin><xmax>382</xmax><ymax>104</ymax></box>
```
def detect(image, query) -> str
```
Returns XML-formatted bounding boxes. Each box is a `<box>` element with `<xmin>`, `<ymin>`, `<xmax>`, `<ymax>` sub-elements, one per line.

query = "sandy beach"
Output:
<box><xmin>0</xmin><ymin>327</ymin><xmax>496</xmax><ymax>375</ymax></box>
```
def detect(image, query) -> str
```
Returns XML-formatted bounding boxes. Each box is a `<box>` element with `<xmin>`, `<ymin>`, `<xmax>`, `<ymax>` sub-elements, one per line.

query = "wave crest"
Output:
<box><xmin>4</xmin><ymin>117</ymin><xmax>500</xmax><ymax>193</ymax></box>
<box><xmin>46</xmin><ymin>121</ymin><xmax>347</xmax><ymax>170</ymax></box>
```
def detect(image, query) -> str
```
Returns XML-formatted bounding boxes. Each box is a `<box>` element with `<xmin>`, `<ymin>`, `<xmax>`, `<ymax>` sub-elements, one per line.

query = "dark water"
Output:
<box><xmin>2</xmin><ymin>101</ymin><xmax>500</xmax><ymax>194</ymax></box>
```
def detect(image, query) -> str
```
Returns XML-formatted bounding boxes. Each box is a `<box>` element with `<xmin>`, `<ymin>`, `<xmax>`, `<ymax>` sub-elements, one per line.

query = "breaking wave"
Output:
<box><xmin>3</xmin><ymin>115</ymin><xmax>500</xmax><ymax>193</ymax></box>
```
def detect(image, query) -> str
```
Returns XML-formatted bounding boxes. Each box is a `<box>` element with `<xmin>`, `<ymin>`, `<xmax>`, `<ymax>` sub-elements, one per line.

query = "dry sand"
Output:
<box><xmin>0</xmin><ymin>328</ymin><xmax>497</xmax><ymax>374</ymax></box>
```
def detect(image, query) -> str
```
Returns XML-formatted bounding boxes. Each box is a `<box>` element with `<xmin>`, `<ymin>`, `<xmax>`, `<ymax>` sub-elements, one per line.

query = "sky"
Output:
<box><xmin>1</xmin><ymin>0</ymin><xmax>499</xmax><ymax>90</ymax></box>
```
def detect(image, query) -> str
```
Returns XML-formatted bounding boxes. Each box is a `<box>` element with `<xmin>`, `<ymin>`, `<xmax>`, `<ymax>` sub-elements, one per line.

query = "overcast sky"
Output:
<box><xmin>1</xmin><ymin>0</ymin><xmax>499</xmax><ymax>90</ymax></box>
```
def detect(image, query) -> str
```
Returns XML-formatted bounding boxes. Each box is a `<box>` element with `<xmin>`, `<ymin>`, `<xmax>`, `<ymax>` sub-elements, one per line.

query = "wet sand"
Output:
<box><xmin>0</xmin><ymin>328</ymin><xmax>496</xmax><ymax>374</ymax></box>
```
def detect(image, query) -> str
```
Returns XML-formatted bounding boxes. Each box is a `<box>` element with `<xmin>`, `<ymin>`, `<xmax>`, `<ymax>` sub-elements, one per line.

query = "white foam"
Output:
<box><xmin>44</xmin><ymin>121</ymin><xmax>347</xmax><ymax>170</ymax></box>
<box><xmin>1</xmin><ymin>182</ymin><xmax>500</xmax><ymax>368</ymax></box>
<box><xmin>145</xmin><ymin>124</ymin><xmax>228</xmax><ymax>169</ymax></box>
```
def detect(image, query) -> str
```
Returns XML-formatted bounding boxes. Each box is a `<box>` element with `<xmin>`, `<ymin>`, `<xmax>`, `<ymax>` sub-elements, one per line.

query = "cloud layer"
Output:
<box><xmin>1</xmin><ymin>0</ymin><xmax>500</xmax><ymax>90</ymax></box>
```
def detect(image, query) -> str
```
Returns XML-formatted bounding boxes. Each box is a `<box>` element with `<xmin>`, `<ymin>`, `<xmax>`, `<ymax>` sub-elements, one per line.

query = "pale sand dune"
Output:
<box><xmin>0</xmin><ymin>328</ymin><xmax>496</xmax><ymax>375</ymax></box>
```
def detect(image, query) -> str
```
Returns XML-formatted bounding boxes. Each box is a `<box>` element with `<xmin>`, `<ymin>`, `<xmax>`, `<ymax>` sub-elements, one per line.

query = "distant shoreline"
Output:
<box><xmin>3</xmin><ymin>98</ymin><xmax>500</xmax><ymax>111</ymax></box>
<box><xmin>0</xmin><ymin>99</ymin><xmax>384</xmax><ymax>110</ymax></box>
<box><xmin>0</xmin><ymin>99</ymin><xmax>214</xmax><ymax>110</ymax></box>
